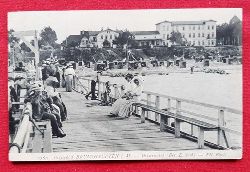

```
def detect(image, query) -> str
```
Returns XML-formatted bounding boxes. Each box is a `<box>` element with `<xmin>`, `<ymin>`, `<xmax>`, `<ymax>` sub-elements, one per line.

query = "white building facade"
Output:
<box><xmin>156</xmin><ymin>20</ymin><xmax>217</xmax><ymax>47</ymax></box>
<box><xmin>80</xmin><ymin>29</ymin><xmax>120</xmax><ymax>48</ymax></box>
<box><xmin>132</xmin><ymin>31</ymin><xmax>162</xmax><ymax>47</ymax></box>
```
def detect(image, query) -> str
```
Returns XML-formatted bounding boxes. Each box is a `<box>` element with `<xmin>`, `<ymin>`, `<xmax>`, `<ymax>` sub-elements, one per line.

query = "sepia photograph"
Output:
<box><xmin>8</xmin><ymin>8</ymin><xmax>242</xmax><ymax>161</ymax></box>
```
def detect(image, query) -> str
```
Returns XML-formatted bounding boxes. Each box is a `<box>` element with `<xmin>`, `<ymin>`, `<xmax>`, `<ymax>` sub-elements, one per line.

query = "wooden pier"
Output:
<box><xmin>52</xmin><ymin>89</ymin><xmax>210</xmax><ymax>152</ymax></box>
<box><xmin>9</xmin><ymin>75</ymin><xmax>242</xmax><ymax>154</ymax></box>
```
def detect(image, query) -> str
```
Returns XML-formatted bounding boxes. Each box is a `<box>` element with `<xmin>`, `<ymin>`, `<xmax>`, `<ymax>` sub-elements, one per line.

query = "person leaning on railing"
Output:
<box><xmin>24</xmin><ymin>84</ymin><xmax>66</xmax><ymax>138</ymax></box>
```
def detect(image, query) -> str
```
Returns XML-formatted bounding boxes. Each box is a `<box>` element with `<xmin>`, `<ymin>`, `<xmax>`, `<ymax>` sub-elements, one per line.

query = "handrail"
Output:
<box><xmin>143</xmin><ymin>91</ymin><xmax>242</xmax><ymax>115</ymax></box>
<box><xmin>9</xmin><ymin>103</ymin><xmax>32</xmax><ymax>153</ymax></box>
<box><xmin>78</xmin><ymin>76</ymin><xmax>242</xmax><ymax>143</ymax></box>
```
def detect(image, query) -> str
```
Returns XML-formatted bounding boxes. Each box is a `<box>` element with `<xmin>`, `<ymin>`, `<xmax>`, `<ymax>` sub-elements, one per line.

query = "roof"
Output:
<box><xmin>82</xmin><ymin>29</ymin><xmax>122</xmax><ymax>36</ymax></box>
<box><xmin>156</xmin><ymin>20</ymin><xmax>216</xmax><ymax>25</ymax></box>
<box><xmin>88</xmin><ymin>31</ymin><xmax>101</xmax><ymax>36</ymax></box>
<box><xmin>132</xmin><ymin>31</ymin><xmax>160</xmax><ymax>35</ymax></box>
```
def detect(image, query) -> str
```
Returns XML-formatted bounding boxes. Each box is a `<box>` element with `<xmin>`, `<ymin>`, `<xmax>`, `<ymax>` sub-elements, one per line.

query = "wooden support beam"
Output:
<box><xmin>197</xmin><ymin>127</ymin><xmax>205</xmax><ymax>149</ymax></box>
<box><xmin>141</xmin><ymin>108</ymin><xmax>145</xmax><ymax>123</ymax></box>
<box><xmin>155</xmin><ymin>96</ymin><xmax>160</xmax><ymax>122</ymax></box>
<box><xmin>175</xmin><ymin>119</ymin><xmax>181</xmax><ymax>137</ymax></box>
<box><xmin>146</xmin><ymin>94</ymin><xmax>151</xmax><ymax>118</ymax></box>
<box><xmin>160</xmin><ymin>114</ymin><xmax>167</xmax><ymax>132</ymax></box>
<box><xmin>217</xmin><ymin>109</ymin><xmax>225</xmax><ymax>146</ymax></box>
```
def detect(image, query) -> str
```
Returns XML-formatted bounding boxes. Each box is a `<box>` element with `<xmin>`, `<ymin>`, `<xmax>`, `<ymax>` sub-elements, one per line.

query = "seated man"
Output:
<box><xmin>45</xmin><ymin>81</ymin><xmax>67</xmax><ymax>121</ymax></box>
<box><xmin>25</xmin><ymin>85</ymin><xmax>66</xmax><ymax>138</ymax></box>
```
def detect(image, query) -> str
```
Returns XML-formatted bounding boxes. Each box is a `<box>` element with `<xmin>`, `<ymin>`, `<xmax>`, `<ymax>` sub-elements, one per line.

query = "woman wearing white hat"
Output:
<box><xmin>117</xmin><ymin>76</ymin><xmax>143</xmax><ymax>118</ymax></box>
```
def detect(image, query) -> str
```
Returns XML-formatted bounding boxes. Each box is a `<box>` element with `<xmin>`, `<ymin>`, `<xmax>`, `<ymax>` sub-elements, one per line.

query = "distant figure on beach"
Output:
<box><xmin>190</xmin><ymin>66</ymin><xmax>194</xmax><ymax>74</ymax></box>
<box><xmin>64</xmin><ymin>64</ymin><xmax>75</xmax><ymax>92</ymax></box>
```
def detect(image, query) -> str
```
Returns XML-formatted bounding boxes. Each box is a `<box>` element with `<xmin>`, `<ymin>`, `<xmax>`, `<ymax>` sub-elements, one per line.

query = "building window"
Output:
<box><xmin>167</xmin><ymin>34</ymin><xmax>169</xmax><ymax>39</ymax></box>
<box><xmin>105</xmin><ymin>35</ymin><xmax>108</xmax><ymax>39</ymax></box>
<box><xmin>208</xmin><ymin>40</ymin><xmax>210</xmax><ymax>45</ymax></box>
<box><xmin>208</xmin><ymin>26</ymin><xmax>210</xmax><ymax>30</ymax></box>
<box><xmin>163</xmin><ymin>42</ymin><xmax>165</xmax><ymax>46</ymax></box>
<box><xmin>182</xmin><ymin>34</ymin><xmax>185</xmax><ymax>38</ymax></box>
<box><xmin>193</xmin><ymin>41</ymin><xmax>195</xmax><ymax>45</ymax></box>
<box><xmin>198</xmin><ymin>33</ymin><xmax>200</xmax><ymax>37</ymax></box>
<box><xmin>202</xmin><ymin>33</ymin><xmax>205</xmax><ymax>37</ymax></box>
<box><xmin>193</xmin><ymin>26</ymin><xmax>195</xmax><ymax>30</ymax></box>
<box><xmin>212</xmin><ymin>33</ymin><xmax>214</xmax><ymax>38</ymax></box>
<box><xmin>207</xmin><ymin>34</ymin><xmax>210</xmax><ymax>39</ymax></box>
<box><xmin>202</xmin><ymin>41</ymin><xmax>204</xmax><ymax>45</ymax></box>
<box><xmin>212</xmin><ymin>25</ymin><xmax>214</xmax><ymax>30</ymax></box>
<box><xmin>183</xmin><ymin>27</ymin><xmax>185</xmax><ymax>31</ymax></box>
<box><xmin>101</xmin><ymin>35</ymin><xmax>103</xmax><ymax>39</ymax></box>
<box><xmin>198</xmin><ymin>41</ymin><xmax>200</xmax><ymax>46</ymax></box>
<box><xmin>189</xmin><ymin>33</ymin><xmax>191</xmax><ymax>38</ymax></box>
<box><xmin>211</xmin><ymin>40</ymin><xmax>214</xmax><ymax>45</ymax></box>
<box><xmin>193</xmin><ymin>33</ymin><xmax>195</xmax><ymax>38</ymax></box>
<box><xmin>110</xmin><ymin>35</ymin><xmax>112</xmax><ymax>39</ymax></box>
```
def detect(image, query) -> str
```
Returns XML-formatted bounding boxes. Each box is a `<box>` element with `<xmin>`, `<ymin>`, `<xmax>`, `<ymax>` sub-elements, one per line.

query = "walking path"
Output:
<box><xmin>52</xmin><ymin>89</ymin><xmax>210</xmax><ymax>152</ymax></box>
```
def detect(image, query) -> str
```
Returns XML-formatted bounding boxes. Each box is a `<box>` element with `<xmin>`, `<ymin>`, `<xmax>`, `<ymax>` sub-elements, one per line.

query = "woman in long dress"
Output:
<box><xmin>110</xmin><ymin>75</ymin><xmax>143</xmax><ymax>118</ymax></box>
<box><xmin>118</xmin><ymin>77</ymin><xmax>143</xmax><ymax>118</ymax></box>
<box><xmin>110</xmin><ymin>74</ymin><xmax>134</xmax><ymax>115</ymax></box>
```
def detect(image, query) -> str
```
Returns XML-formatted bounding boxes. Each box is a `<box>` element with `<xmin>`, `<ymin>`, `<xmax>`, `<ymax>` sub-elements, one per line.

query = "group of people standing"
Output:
<box><xmin>42</xmin><ymin>60</ymin><xmax>76</xmax><ymax>92</ymax></box>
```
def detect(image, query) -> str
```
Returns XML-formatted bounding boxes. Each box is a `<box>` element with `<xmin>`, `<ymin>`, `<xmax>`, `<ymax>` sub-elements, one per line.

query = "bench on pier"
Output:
<box><xmin>133</xmin><ymin>103</ymin><xmax>218</xmax><ymax>149</ymax></box>
<box><xmin>26</xmin><ymin>120</ymin><xmax>52</xmax><ymax>153</ymax></box>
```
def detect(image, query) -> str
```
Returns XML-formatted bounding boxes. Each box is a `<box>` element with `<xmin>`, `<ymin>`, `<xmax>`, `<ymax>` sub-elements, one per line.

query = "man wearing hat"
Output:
<box><xmin>64</xmin><ymin>64</ymin><xmax>76</xmax><ymax>92</ymax></box>
<box><xmin>25</xmin><ymin>85</ymin><xmax>66</xmax><ymax>138</ymax></box>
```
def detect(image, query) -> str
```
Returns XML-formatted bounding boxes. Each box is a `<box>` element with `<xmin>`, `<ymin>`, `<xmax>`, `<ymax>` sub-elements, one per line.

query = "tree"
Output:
<box><xmin>169</xmin><ymin>31</ymin><xmax>186</xmax><ymax>45</ymax></box>
<box><xmin>216</xmin><ymin>16</ymin><xmax>242</xmax><ymax>46</ymax></box>
<box><xmin>8</xmin><ymin>29</ymin><xmax>19</xmax><ymax>45</ymax></box>
<box><xmin>40</xmin><ymin>26</ymin><xmax>58</xmax><ymax>48</ymax></box>
<box><xmin>113</xmin><ymin>31</ymin><xmax>137</xmax><ymax>48</ymax></box>
<box><xmin>20</xmin><ymin>42</ymin><xmax>31</xmax><ymax>52</ymax></box>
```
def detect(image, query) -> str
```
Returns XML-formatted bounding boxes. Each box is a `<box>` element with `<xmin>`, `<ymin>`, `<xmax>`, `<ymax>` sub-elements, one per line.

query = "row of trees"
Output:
<box><xmin>216</xmin><ymin>16</ymin><xmax>242</xmax><ymax>46</ymax></box>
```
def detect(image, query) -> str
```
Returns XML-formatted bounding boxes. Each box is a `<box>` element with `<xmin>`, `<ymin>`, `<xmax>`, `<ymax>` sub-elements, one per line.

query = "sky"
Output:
<box><xmin>8</xmin><ymin>8</ymin><xmax>242</xmax><ymax>43</ymax></box>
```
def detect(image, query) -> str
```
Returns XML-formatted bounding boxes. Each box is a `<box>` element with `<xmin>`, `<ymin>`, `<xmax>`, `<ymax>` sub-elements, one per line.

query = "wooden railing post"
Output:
<box><xmin>197</xmin><ymin>127</ymin><xmax>205</xmax><ymax>149</ymax></box>
<box><xmin>146</xmin><ymin>94</ymin><xmax>151</xmax><ymax>118</ymax></box>
<box><xmin>160</xmin><ymin>114</ymin><xmax>166</xmax><ymax>131</ymax></box>
<box><xmin>217</xmin><ymin>109</ymin><xmax>225</xmax><ymax>146</ymax></box>
<box><xmin>175</xmin><ymin>100</ymin><xmax>181</xmax><ymax>138</ymax></box>
<box><xmin>114</xmin><ymin>85</ymin><xmax>118</xmax><ymax>100</ymax></box>
<box><xmin>141</xmin><ymin>108</ymin><xmax>145</xmax><ymax>123</ymax></box>
<box><xmin>167</xmin><ymin>98</ymin><xmax>171</xmax><ymax>126</ymax></box>
<box><xmin>155</xmin><ymin>96</ymin><xmax>160</xmax><ymax>122</ymax></box>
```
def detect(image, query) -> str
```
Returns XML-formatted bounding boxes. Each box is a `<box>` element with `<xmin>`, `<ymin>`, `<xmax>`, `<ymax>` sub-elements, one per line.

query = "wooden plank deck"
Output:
<box><xmin>52</xmin><ymin>89</ymin><xmax>210</xmax><ymax>152</ymax></box>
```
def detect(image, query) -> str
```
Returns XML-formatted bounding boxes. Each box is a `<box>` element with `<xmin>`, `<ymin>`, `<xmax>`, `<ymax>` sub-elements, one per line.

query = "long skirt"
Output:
<box><xmin>110</xmin><ymin>98</ymin><xmax>134</xmax><ymax>118</ymax></box>
<box><xmin>65</xmin><ymin>75</ymin><xmax>73</xmax><ymax>92</ymax></box>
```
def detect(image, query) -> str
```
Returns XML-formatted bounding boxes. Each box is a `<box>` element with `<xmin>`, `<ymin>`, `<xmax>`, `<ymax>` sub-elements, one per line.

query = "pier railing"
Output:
<box><xmin>9</xmin><ymin>103</ymin><xmax>33</xmax><ymax>153</ymax></box>
<box><xmin>9</xmin><ymin>102</ymin><xmax>53</xmax><ymax>153</ymax></box>
<box><xmin>74</xmin><ymin>76</ymin><xmax>242</xmax><ymax>149</ymax></box>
